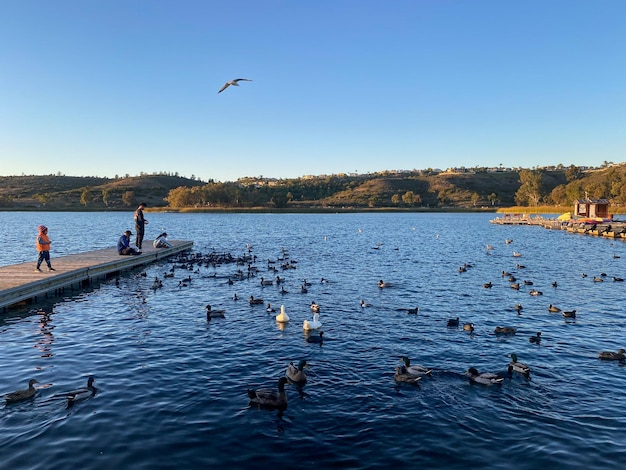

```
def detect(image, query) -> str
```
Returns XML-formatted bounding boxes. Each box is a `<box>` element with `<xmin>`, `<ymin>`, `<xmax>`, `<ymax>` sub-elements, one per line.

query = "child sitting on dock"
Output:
<box><xmin>153</xmin><ymin>232</ymin><xmax>172</xmax><ymax>249</ymax></box>
<box><xmin>118</xmin><ymin>230</ymin><xmax>141</xmax><ymax>255</ymax></box>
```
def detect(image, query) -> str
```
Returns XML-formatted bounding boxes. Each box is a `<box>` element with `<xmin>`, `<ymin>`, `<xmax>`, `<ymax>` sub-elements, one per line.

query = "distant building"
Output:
<box><xmin>574</xmin><ymin>198</ymin><xmax>610</xmax><ymax>219</ymax></box>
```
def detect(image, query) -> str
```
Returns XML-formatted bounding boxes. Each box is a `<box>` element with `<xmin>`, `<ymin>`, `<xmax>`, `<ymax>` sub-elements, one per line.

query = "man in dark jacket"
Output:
<box><xmin>134</xmin><ymin>202</ymin><xmax>148</xmax><ymax>249</ymax></box>
<box><xmin>118</xmin><ymin>230</ymin><xmax>141</xmax><ymax>255</ymax></box>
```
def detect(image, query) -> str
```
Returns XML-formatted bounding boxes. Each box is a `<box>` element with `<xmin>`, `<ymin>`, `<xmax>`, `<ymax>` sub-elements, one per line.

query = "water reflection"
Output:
<box><xmin>35</xmin><ymin>305</ymin><xmax>55</xmax><ymax>359</ymax></box>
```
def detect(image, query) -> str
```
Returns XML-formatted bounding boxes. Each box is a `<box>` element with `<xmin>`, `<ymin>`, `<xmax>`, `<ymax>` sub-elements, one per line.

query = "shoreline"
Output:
<box><xmin>1</xmin><ymin>206</ymin><xmax>624</xmax><ymax>215</ymax></box>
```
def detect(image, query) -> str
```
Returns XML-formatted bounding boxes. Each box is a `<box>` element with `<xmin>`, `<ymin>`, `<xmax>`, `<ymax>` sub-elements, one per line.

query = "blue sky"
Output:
<box><xmin>1</xmin><ymin>1</ymin><xmax>624</xmax><ymax>182</ymax></box>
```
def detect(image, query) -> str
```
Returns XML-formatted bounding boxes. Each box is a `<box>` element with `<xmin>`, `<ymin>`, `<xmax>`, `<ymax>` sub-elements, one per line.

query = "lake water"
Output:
<box><xmin>1</xmin><ymin>212</ymin><xmax>625</xmax><ymax>469</ymax></box>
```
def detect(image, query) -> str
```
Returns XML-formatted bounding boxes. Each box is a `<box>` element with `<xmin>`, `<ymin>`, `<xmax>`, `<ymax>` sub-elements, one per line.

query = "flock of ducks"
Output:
<box><xmin>7</xmin><ymin>233</ymin><xmax>623</xmax><ymax>413</ymax></box>
<box><xmin>442</xmin><ymin>237</ymin><xmax>625</xmax><ymax>385</ymax></box>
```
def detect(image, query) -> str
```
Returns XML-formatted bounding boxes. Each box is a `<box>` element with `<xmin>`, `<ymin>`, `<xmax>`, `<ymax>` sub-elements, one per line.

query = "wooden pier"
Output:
<box><xmin>0</xmin><ymin>240</ymin><xmax>193</xmax><ymax>311</ymax></box>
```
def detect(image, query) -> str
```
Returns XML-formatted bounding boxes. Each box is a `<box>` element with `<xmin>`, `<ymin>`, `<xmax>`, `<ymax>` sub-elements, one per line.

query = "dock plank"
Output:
<box><xmin>0</xmin><ymin>240</ymin><xmax>193</xmax><ymax>310</ymax></box>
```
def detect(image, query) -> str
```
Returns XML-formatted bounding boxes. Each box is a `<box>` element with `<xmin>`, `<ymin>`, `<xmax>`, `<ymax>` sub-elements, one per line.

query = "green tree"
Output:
<box><xmin>548</xmin><ymin>185</ymin><xmax>567</xmax><ymax>205</ymax></box>
<box><xmin>34</xmin><ymin>193</ymin><xmax>51</xmax><ymax>206</ymax></box>
<box><xmin>80</xmin><ymin>188</ymin><xmax>92</xmax><ymax>207</ymax></box>
<box><xmin>438</xmin><ymin>189</ymin><xmax>453</xmax><ymax>206</ymax></box>
<box><xmin>402</xmin><ymin>191</ymin><xmax>415</xmax><ymax>205</ymax></box>
<box><xmin>585</xmin><ymin>180</ymin><xmax>610</xmax><ymax>199</ymax></box>
<box><xmin>610</xmin><ymin>179</ymin><xmax>624</xmax><ymax>199</ymax></box>
<box><xmin>514</xmin><ymin>169</ymin><xmax>543</xmax><ymax>206</ymax></box>
<box><xmin>165</xmin><ymin>187</ymin><xmax>194</xmax><ymax>208</ymax></box>
<box><xmin>565</xmin><ymin>165</ymin><xmax>583</xmax><ymax>182</ymax></box>
<box><xmin>102</xmin><ymin>188</ymin><xmax>111</xmax><ymax>206</ymax></box>
<box><xmin>271</xmin><ymin>192</ymin><xmax>289</xmax><ymax>208</ymax></box>
<box><xmin>471</xmin><ymin>192</ymin><xmax>480</xmax><ymax>207</ymax></box>
<box><xmin>122</xmin><ymin>191</ymin><xmax>135</xmax><ymax>206</ymax></box>
<box><xmin>565</xmin><ymin>180</ymin><xmax>584</xmax><ymax>202</ymax></box>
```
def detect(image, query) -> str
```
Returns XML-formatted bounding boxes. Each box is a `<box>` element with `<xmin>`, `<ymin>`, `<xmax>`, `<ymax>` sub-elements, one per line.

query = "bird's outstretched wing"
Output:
<box><xmin>218</xmin><ymin>82</ymin><xmax>232</xmax><ymax>93</ymax></box>
<box><xmin>218</xmin><ymin>78</ymin><xmax>253</xmax><ymax>93</ymax></box>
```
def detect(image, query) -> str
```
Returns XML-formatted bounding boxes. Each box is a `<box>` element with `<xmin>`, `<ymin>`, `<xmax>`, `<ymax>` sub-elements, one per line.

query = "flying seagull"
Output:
<box><xmin>218</xmin><ymin>78</ymin><xmax>252</xmax><ymax>93</ymax></box>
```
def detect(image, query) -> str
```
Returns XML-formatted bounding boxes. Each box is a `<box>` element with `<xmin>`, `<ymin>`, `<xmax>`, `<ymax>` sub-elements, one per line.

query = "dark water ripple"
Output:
<box><xmin>1</xmin><ymin>212</ymin><xmax>625</xmax><ymax>469</ymax></box>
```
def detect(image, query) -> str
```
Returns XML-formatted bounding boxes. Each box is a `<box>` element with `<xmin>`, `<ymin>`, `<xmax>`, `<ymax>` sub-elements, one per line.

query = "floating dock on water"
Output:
<box><xmin>491</xmin><ymin>215</ymin><xmax>626</xmax><ymax>240</ymax></box>
<box><xmin>0</xmin><ymin>240</ymin><xmax>193</xmax><ymax>311</ymax></box>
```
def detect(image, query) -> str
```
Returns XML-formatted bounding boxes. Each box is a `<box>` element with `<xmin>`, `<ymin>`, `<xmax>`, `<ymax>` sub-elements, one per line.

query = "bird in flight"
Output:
<box><xmin>218</xmin><ymin>78</ymin><xmax>252</xmax><ymax>93</ymax></box>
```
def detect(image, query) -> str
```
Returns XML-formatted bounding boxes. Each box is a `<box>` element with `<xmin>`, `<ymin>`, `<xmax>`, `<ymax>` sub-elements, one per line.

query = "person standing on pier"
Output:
<box><xmin>35</xmin><ymin>225</ymin><xmax>55</xmax><ymax>272</ymax></box>
<box><xmin>134</xmin><ymin>202</ymin><xmax>148</xmax><ymax>249</ymax></box>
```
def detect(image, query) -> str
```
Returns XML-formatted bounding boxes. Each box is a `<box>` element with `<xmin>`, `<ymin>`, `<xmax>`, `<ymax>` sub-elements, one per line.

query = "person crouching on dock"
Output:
<box><xmin>118</xmin><ymin>230</ymin><xmax>141</xmax><ymax>255</ymax></box>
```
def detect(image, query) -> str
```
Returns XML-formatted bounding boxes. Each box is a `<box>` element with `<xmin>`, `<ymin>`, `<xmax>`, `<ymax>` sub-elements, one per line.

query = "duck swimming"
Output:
<box><xmin>67</xmin><ymin>376</ymin><xmax>97</xmax><ymax>404</ymax></box>
<box><xmin>285</xmin><ymin>360</ymin><xmax>308</xmax><ymax>386</ymax></box>
<box><xmin>494</xmin><ymin>326</ymin><xmax>517</xmax><ymax>335</ymax></box>
<box><xmin>394</xmin><ymin>366</ymin><xmax>422</xmax><ymax>384</ymax></box>
<box><xmin>598</xmin><ymin>348</ymin><xmax>625</xmax><ymax>360</ymax></box>
<box><xmin>5</xmin><ymin>379</ymin><xmax>38</xmax><ymax>403</ymax></box>
<box><xmin>463</xmin><ymin>323</ymin><xmax>475</xmax><ymax>332</ymax></box>
<box><xmin>205</xmin><ymin>305</ymin><xmax>225</xmax><ymax>319</ymax></box>
<box><xmin>406</xmin><ymin>307</ymin><xmax>419</xmax><ymax>314</ymax></box>
<box><xmin>508</xmin><ymin>353</ymin><xmax>531</xmax><ymax>376</ymax></box>
<box><xmin>529</xmin><ymin>332</ymin><xmax>542</xmax><ymax>344</ymax></box>
<box><xmin>303</xmin><ymin>313</ymin><xmax>322</xmax><ymax>331</ymax></box>
<box><xmin>466</xmin><ymin>368</ymin><xmax>504</xmax><ymax>386</ymax></box>
<box><xmin>400</xmin><ymin>356</ymin><xmax>432</xmax><ymax>376</ymax></box>
<box><xmin>266</xmin><ymin>303</ymin><xmax>276</xmax><ymax>313</ymax></box>
<box><xmin>249</xmin><ymin>296</ymin><xmax>264</xmax><ymax>305</ymax></box>
<box><xmin>248</xmin><ymin>377</ymin><xmax>288</xmax><ymax>410</ymax></box>
<box><xmin>447</xmin><ymin>317</ymin><xmax>459</xmax><ymax>327</ymax></box>
<box><xmin>378</xmin><ymin>280</ymin><xmax>390</xmax><ymax>288</ymax></box>
<box><xmin>562</xmin><ymin>310</ymin><xmax>577</xmax><ymax>318</ymax></box>
<box><xmin>360</xmin><ymin>300</ymin><xmax>371</xmax><ymax>308</ymax></box>
<box><xmin>275</xmin><ymin>305</ymin><xmax>290</xmax><ymax>323</ymax></box>
<box><xmin>548</xmin><ymin>304</ymin><xmax>561</xmax><ymax>313</ymax></box>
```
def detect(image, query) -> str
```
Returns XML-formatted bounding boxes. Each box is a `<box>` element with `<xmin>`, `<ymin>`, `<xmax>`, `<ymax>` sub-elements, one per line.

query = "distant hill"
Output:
<box><xmin>320</xmin><ymin>171</ymin><xmax>534</xmax><ymax>207</ymax></box>
<box><xmin>1</xmin><ymin>164</ymin><xmax>624</xmax><ymax>211</ymax></box>
<box><xmin>0</xmin><ymin>174</ymin><xmax>205</xmax><ymax>210</ymax></box>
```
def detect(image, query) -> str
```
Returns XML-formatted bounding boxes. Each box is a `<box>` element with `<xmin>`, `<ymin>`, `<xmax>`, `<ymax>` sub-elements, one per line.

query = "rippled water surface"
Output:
<box><xmin>1</xmin><ymin>212</ymin><xmax>625</xmax><ymax>469</ymax></box>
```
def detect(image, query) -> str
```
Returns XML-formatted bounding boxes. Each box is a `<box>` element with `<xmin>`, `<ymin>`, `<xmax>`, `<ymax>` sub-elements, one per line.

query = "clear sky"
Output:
<box><xmin>1</xmin><ymin>1</ymin><xmax>624</xmax><ymax>182</ymax></box>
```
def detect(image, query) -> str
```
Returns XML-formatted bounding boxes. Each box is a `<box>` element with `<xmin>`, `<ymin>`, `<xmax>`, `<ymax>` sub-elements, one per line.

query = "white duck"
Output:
<box><xmin>275</xmin><ymin>305</ymin><xmax>290</xmax><ymax>323</ymax></box>
<box><xmin>303</xmin><ymin>313</ymin><xmax>322</xmax><ymax>331</ymax></box>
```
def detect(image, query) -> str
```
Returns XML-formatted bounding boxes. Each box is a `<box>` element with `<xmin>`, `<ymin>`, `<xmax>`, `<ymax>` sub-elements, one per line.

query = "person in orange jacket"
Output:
<box><xmin>35</xmin><ymin>225</ymin><xmax>55</xmax><ymax>272</ymax></box>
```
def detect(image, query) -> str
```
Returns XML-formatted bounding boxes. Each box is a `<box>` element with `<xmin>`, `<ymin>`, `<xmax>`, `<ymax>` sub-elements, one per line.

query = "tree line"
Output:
<box><xmin>164</xmin><ymin>165</ymin><xmax>626</xmax><ymax>209</ymax></box>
